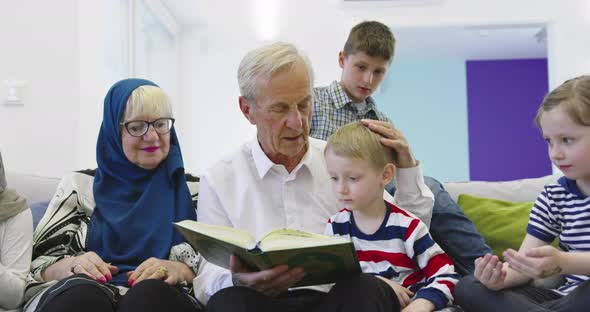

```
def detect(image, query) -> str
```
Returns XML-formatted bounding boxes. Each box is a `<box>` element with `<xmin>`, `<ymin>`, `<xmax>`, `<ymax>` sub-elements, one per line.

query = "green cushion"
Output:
<box><xmin>457</xmin><ymin>194</ymin><xmax>533</xmax><ymax>259</ymax></box>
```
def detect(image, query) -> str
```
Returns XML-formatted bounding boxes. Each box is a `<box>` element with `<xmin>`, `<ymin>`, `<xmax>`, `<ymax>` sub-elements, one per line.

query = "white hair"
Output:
<box><xmin>237</xmin><ymin>42</ymin><xmax>314</xmax><ymax>102</ymax></box>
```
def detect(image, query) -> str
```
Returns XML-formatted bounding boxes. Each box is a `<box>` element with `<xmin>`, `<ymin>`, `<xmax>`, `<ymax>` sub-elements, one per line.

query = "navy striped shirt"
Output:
<box><xmin>325</xmin><ymin>201</ymin><xmax>459</xmax><ymax>309</ymax></box>
<box><xmin>528</xmin><ymin>176</ymin><xmax>590</xmax><ymax>294</ymax></box>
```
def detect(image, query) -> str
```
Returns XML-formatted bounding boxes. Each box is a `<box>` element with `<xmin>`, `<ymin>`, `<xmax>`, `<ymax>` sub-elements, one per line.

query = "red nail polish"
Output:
<box><xmin>128</xmin><ymin>279</ymin><xmax>134</xmax><ymax>287</ymax></box>
<box><xmin>99</xmin><ymin>277</ymin><xmax>106</xmax><ymax>283</ymax></box>
<box><xmin>106</xmin><ymin>273</ymin><xmax>112</xmax><ymax>280</ymax></box>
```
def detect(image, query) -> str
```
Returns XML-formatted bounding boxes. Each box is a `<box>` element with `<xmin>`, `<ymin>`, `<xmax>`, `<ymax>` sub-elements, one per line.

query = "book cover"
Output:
<box><xmin>174</xmin><ymin>220</ymin><xmax>361</xmax><ymax>287</ymax></box>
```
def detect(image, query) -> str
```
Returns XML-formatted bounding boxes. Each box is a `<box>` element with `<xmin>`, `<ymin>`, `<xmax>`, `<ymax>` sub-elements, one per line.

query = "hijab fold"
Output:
<box><xmin>0</xmin><ymin>152</ymin><xmax>28</xmax><ymax>222</ymax></box>
<box><xmin>88</xmin><ymin>79</ymin><xmax>196</xmax><ymax>286</ymax></box>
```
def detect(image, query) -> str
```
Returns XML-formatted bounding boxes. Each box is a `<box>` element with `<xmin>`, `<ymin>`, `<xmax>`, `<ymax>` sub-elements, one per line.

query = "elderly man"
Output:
<box><xmin>195</xmin><ymin>42</ymin><xmax>434</xmax><ymax>311</ymax></box>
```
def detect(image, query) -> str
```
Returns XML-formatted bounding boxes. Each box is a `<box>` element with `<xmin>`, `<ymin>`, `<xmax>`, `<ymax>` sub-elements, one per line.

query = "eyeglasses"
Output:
<box><xmin>120</xmin><ymin>118</ymin><xmax>175</xmax><ymax>137</ymax></box>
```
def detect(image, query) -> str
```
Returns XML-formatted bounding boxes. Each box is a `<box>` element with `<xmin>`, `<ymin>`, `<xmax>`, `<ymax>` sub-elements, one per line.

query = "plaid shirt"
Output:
<box><xmin>311</xmin><ymin>80</ymin><xmax>391</xmax><ymax>140</ymax></box>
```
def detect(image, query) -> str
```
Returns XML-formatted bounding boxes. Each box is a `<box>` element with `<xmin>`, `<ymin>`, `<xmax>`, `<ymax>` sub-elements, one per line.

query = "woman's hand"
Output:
<box><xmin>376</xmin><ymin>275</ymin><xmax>414</xmax><ymax>308</ymax></box>
<box><xmin>473</xmin><ymin>253</ymin><xmax>507</xmax><ymax>290</ymax></box>
<box><xmin>42</xmin><ymin>251</ymin><xmax>118</xmax><ymax>283</ymax></box>
<box><xmin>127</xmin><ymin>257</ymin><xmax>195</xmax><ymax>286</ymax></box>
<box><xmin>360</xmin><ymin>119</ymin><xmax>417</xmax><ymax>168</ymax></box>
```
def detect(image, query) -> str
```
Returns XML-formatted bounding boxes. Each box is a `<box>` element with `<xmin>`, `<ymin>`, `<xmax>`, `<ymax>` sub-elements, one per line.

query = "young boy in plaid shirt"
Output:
<box><xmin>312</xmin><ymin>21</ymin><xmax>492</xmax><ymax>276</ymax></box>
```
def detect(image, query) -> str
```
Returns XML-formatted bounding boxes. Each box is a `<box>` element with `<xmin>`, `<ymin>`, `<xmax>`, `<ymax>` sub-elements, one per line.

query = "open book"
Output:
<box><xmin>175</xmin><ymin>220</ymin><xmax>360</xmax><ymax>287</ymax></box>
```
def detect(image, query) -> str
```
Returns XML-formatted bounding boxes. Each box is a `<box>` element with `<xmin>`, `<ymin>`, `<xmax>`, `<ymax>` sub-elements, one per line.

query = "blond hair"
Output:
<box><xmin>325</xmin><ymin>121</ymin><xmax>395</xmax><ymax>170</ymax></box>
<box><xmin>123</xmin><ymin>85</ymin><xmax>172</xmax><ymax>121</ymax></box>
<box><xmin>535</xmin><ymin>75</ymin><xmax>590</xmax><ymax>128</ymax></box>
<box><xmin>237</xmin><ymin>41</ymin><xmax>314</xmax><ymax>102</ymax></box>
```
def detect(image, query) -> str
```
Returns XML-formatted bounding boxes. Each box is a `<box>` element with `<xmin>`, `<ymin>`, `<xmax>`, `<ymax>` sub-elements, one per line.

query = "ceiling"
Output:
<box><xmin>393</xmin><ymin>25</ymin><xmax>547</xmax><ymax>61</ymax></box>
<box><xmin>161</xmin><ymin>1</ymin><xmax>547</xmax><ymax>61</ymax></box>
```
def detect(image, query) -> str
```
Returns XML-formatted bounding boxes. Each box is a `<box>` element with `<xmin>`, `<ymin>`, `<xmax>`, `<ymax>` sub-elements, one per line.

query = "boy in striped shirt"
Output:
<box><xmin>324</xmin><ymin>121</ymin><xmax>459</xmax><ymax>311</ymax></box>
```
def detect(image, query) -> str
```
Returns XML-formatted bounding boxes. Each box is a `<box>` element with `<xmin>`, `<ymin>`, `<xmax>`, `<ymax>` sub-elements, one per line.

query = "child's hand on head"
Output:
<box><xmin>474</xmin><ymin>253</ymin><xmax>507</xmax><ymax>290</ymax></box>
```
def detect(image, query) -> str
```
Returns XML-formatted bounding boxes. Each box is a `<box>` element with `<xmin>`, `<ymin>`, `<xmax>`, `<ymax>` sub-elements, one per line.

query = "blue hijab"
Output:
<box><xmin>88</xmin><ymin>78</ymin><xmax>196</xmax><ymax>285</ymax></box>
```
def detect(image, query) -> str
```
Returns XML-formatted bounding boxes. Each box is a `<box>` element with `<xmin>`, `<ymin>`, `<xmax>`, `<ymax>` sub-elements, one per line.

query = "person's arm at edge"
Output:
<box><xmin>32</xmin><ymin>173</ymin><xmax>82</xmax><ymax>282</ymax></box>
<box><xmin>193</xmin><ymin>176</ymin><xmax>234</xmax><ymax>304</ymax></box>
<box><xmin>557</xmin><ymin>251</ymin><xmax>590</xmax><ymax>275</ymax></box>
<box><xmin>390</xmin><ymin>166</ymin><xmax>434</xmax><ymax>227</ymax></box>
<box><xmin>0</xmin><ymin>209</ymin><xmax>33</xmax><ymax>309</ymax></box>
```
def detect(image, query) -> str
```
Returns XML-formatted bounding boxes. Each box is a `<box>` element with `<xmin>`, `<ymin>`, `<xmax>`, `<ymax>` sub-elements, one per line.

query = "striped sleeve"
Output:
<box><xmin>405</xmin><ymin>219</ymin><xmax>459</xmax><ymax>309</ymax></box>
<box><xmin>527</xmin><ymin>185</ymin><xmax>562</xmax><ymax>242</ymax></box>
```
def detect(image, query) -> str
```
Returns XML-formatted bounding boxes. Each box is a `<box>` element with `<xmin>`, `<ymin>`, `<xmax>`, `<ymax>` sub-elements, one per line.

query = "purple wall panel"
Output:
<box><xmin>466</xmin><ymin>59</ymin><xmax>552</xmax><ymax>181</ymax></box>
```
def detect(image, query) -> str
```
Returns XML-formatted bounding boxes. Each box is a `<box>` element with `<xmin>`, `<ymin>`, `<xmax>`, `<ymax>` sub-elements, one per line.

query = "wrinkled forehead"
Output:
<box><xmin>254</xmin><ymin>61</ymin><xmax>313</xmax><ymax>105</ymax></box>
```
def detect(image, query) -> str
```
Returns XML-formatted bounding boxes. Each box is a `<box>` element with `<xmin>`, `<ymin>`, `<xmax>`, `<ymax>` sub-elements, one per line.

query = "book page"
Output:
<box><xmin>175</xmin><ymin>220</ymin><xmax>257</xmax><ymax>249</ymax></box>
<box><xmin>258</xmin><ymin>229</ymin><xmax>350</xmax><ymax>251</ymax></box>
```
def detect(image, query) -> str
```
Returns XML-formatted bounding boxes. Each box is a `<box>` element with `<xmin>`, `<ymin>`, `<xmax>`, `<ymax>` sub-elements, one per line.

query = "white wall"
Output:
<box><xmin>0</xmin><ymin>1</ymin><xmax>79</xmax><ymax>177</ymax></box>
<box><xmin>1</xmin><ymin>0</ymin><xmax>589</xmax><ymax>179</ymax></box>
<box><xmin>77</xmin><ymin>1</ymin><xmax>108</xmax><ymax>175</ymax></box>
<box><xmin>179</xmin><ymin>0</ymin><xmax>590</xmax><ymax>175</ymax></box>
<box><xmin>0</xmin><ymin>1</ymin><xmax>107</xmax><ymax>178</ymax></box>
<box><xmin>178</xmin><ymin>1</ymin><xmax>259</xmax><ymax>174</ymax></box>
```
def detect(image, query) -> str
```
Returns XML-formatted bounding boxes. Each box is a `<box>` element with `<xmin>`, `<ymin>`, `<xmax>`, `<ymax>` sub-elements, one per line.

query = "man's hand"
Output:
<box><xmin>360</xmin><ymin>119</ymin><xmax>417</xmax><ymax>168</ymax></box>
<box><xmin>230</xmin><ymin>255</ymin><xmax>306</xmax><ymax>297</ymax></box>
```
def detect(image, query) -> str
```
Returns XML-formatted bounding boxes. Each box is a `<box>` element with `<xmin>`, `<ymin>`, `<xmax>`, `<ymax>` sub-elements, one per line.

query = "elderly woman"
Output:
<box><xmin>23</xmin><ymin>79</ymin><xmax>201</xmax><ymax>312</ymax></box>
<box><xmin>0</xmin><ymin>152</ymin><xmax>33</xmax><ymax>311</ymax></box>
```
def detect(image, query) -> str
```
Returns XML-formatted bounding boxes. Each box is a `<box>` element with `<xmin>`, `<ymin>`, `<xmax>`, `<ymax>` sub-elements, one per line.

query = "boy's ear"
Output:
<box><xmin>338</xmin><ymin>51</ymin><xmax>346</xmax><ymax>69</ymax></box>
<box><xmin>239</xmin><ymin>96</ymin><xmax>256</xmax><ymax>125</ymax></box>
<box><xmin>382</xmin><ymin>163</ymin><xmax>395</xmax><ymax>185</ymax></box>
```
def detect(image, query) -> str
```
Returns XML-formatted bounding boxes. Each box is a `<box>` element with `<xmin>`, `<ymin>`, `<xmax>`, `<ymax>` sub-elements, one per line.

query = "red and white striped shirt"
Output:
<box><xmin>324</xmin><ymin>201</ymin><xmax>459</xmax><ymax>309</ymax></box>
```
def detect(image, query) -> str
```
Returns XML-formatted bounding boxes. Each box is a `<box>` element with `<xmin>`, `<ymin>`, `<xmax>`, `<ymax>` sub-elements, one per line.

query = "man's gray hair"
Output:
<box><xmin>237</xmin><ymin>42</ymin><xmax>314</xmax><ymax>102</ymax></box>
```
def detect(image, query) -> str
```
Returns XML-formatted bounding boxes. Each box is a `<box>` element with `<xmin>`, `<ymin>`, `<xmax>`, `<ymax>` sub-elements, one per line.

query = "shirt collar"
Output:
<box><xmin>558</xmin><ymin>176</ymin><xmax>587</xmax><ymax>198</ymax></box>
<box><xmin>327</xmin><ymin>80</ymin><xmax>377</xmax><ymax>112</ymax></box>
<box><xmin>250</xmin><ymin>139</ymin><xmax>315</xmax><ymax>179</ymax></box>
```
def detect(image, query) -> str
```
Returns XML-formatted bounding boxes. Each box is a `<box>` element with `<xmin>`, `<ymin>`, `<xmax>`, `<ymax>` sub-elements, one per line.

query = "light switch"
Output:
<box><xmin>4</xmin><ymin>80</ymin><xmax>26</xmax><ymax>105</ymax></box>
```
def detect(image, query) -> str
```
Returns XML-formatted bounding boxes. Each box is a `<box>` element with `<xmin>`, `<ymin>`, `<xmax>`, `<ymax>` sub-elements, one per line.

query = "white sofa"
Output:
<box><xmin>8</xmin><ymin>170</ymin><xmax>560</xmax><ymax>221</ymax></box>
<box><xmin>6</xmin><ymin>171</ymin><xmax>562</xmax><ymax>311</ymax></box>
<box><xmin>6</xmin><ymin>171</ymin><xmax>60</xmax><ymax>229</ymax></box>
<box><xmin>7</xmin><ymin>170</ymin><xmax>561</xmax><ymax>232</ymax></box>
<box><xmin>6</xmin><ymin>171</ymin><xmax>60</xmax><ymax>205</ymax></box>
<box><xmin>444</xmin><ymin>174</ymin><xmax>559</xmax><ymax>204</ymax></box>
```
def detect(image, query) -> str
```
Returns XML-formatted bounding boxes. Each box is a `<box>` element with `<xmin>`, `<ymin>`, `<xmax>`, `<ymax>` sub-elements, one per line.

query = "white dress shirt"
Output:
<box><xmin>194</xmin><ymin>137</ymin><xmax>433</xmax><ymax>304</ymax></box>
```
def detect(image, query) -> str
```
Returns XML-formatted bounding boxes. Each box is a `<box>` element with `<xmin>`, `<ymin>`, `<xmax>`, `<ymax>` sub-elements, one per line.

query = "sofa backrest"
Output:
<box><xmin>5</xmin><ymin>171</ymin><xmax>60</xmax><ymax>204</ymax></box>
<box><xmin>443</xmin><ymin>174</ymin><xmax>561</xmax><ymax>203</ymax></box>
